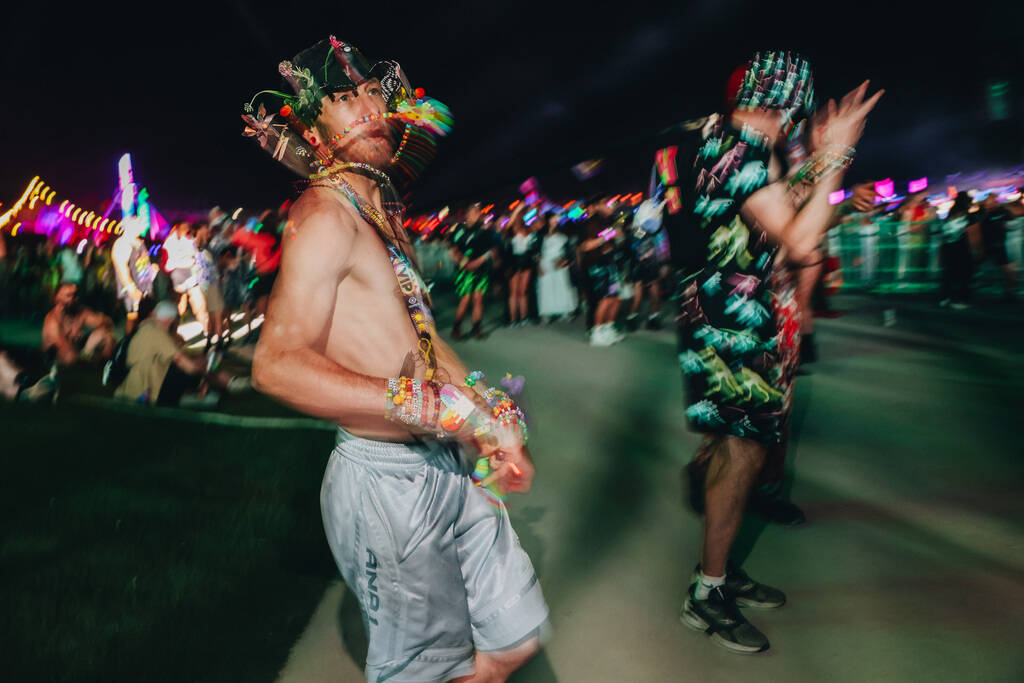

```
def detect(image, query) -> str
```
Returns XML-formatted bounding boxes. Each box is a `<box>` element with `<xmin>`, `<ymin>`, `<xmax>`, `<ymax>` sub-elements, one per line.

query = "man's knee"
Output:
<box><xmin>478</xmin><ymin>637</ymin><xmax>541</xmax><ymax>679</ymax></box>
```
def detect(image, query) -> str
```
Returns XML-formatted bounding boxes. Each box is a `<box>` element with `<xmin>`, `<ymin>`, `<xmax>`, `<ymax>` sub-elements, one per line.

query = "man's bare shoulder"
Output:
<box><xmin>279</xmin><ymin>187</ymin><xmax>360</xmax><ymax>278</ymax></box>
<box><xmin>286</xmin><ymin>186</ymin><xmax>360</xmax><ymax>242</ymax></box>
<box><xmin>41</xmin><ymin>308</ymin><xmax>61</xmax><ymax>338</ymax></box>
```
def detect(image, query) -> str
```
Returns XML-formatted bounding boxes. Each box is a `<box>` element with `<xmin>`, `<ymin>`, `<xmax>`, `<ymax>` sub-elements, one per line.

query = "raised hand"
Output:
<box><xmin>812</xmin><ymin>80</ymin><xmax>884</xmax><ymax>151</ymax></box>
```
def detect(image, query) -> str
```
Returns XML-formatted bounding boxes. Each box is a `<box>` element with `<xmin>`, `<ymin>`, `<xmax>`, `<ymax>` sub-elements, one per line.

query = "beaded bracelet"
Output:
<box><xmin>387</xmin><ymin>376</ymin><xmax>421</xmax><ymax>426</ymax></box>
<box><xmin>431</xmin><ymin>382</ymin><xmax>442</xmax><ymax>436</ymax></box>
<box><xmin>463</xmin><ymin>371</ymin><xmax>529</xmax><ymax>443</ymax></box>
<box><xmin>789</xmin><ymin>144</ymin><xmax>855</xmax><ymax>188</ymax></box>
<box><xmin>385</xmin><ymin>377</ymin><xmax>399</xmax><ymax>420</ymax></box>
<box><xmin>412</xmin><ymin>379</ymin><xmax>423</xmax><ymax>426</ymax></box>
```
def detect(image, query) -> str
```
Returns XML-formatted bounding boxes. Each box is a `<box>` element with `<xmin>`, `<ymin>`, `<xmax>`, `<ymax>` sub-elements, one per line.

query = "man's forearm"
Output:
<box><xmin>253</xmin><ymin>344</ymin><xmax>391</xmax><ymax>429</ymax></box>
<box><xmin>113</xmin><ymin>262</ymin><xmax>137</xmax><ymax>296</ymax></box>
<box><xmin>433</xmin><ymin>334</ymin><xmax>472</xmax><ymax>386</ymax></box>
<box><xmin>782</xmin><ymin>174</ymin><xmax>844</xmax><ymax>261</ymax></box>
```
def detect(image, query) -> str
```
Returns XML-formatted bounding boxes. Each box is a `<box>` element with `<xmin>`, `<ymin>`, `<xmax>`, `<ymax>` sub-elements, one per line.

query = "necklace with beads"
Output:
<box><xmin>312</xmin><ymin>163</ymin><xmax>438</xmax><ymax>380</ymax></box>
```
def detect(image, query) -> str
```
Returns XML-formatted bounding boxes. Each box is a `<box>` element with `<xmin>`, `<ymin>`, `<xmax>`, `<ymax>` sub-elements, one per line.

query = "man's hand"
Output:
<box><xmin>851</xmin><ymin>181</ymin><xmax>877</xmax><ymax>212</ymax></box>
<box><xmin>811</xmin><ymin>80</ymin><xmax>884</xmax><ymax>151</ymax></box>
<box><xmin>445</xmin><ymin>383</ymin><xmax>534</xmax><ymax>495</ymax></box>
<box><xmin>484</xmin><ymin>442</ymin><xmax>536</xmax><ymax>495</ymax></box>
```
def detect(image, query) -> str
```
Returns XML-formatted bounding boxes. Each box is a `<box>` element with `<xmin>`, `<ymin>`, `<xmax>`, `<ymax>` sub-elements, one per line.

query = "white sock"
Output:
<box><xmin>694</xmin><ymin>571</ymin><xmax>725</xmax><ymax>600</ymax></box>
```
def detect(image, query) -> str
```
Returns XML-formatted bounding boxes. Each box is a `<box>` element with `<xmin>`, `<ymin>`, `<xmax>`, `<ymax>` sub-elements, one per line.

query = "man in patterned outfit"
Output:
<box><xmin>661</xmin><ymin>52</ymin><xmax>882</xmax><ymax>653</ymax></box>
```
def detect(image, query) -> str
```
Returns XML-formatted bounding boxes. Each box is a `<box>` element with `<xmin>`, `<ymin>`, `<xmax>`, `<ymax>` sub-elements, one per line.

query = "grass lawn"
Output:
<box><xmin>1</xmin><ymin>399</ymin><xmax>339</xmax><ymax>682</ymax></box>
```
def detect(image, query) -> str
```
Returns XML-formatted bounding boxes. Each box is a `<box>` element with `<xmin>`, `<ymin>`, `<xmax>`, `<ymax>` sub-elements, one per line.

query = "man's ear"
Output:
<box><xmin>300</xmin><ymin>124</ymin><xmax>322</xmax><ymax>149</ymax></box>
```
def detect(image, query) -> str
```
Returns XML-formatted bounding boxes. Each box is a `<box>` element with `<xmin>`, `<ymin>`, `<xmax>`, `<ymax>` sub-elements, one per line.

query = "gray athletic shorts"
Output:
<box><xmin>321</xmin><ymin>429</ymin><xmax>549</xmax><ymax>683</ymax></box>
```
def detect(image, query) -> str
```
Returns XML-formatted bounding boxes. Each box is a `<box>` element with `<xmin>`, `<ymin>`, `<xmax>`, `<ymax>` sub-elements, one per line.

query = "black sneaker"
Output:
<box><xmin>625</xmin><ymin>314</ymin><xmax>640</xmax><ymax>332</ymax></box>
<box><xmin>749</xmin><ymin>490</ymin><xmax>807</xmax><ymax>527</ymax></box>
<box><xmin>681</xmin><ymin>585</ymin><xmax>769</xmax><ymax>654</ymax></box>
<box><xmin>692</xmin><ymin>564</ymin><xmax>786</xmax><ymax>609</ymax></box>
<box><xmin>646</xmin><ymin>314</ymin><xmax>663</xmax><ymax>330</ymax></box>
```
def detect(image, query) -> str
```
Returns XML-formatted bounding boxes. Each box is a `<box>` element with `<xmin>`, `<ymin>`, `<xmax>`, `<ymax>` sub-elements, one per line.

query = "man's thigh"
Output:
<box><xmin>453</xmin><ymin>485</ymin><xmax>549</xmax><ymax>654</ymax></box>
<box><xmin>322</xmin><ymin>453</ymin><xmax>478</xmax><ymax>681</ymax></box>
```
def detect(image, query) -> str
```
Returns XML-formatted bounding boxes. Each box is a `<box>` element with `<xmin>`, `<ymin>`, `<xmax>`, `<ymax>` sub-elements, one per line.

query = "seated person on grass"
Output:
<box><xmin>0</xmin><ymin>349</ymin><xmax>56</xmax><ymax>402</ymax></box>
<box><xmin>114</xmin><ymin>301</ymin><xmax>249</xmax><ymax>407</ymax></box>
<box><xmin>42</xmin><ymin>282</ymin><xmax>116</xmax><ymax>366</ymax></box>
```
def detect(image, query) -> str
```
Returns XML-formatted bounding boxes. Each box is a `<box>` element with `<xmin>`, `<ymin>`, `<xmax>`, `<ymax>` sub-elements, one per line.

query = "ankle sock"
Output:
<box><xmin>695</xmin><ymin>571</ymin><xmax>725</xmax><ymax>600</ymax></box>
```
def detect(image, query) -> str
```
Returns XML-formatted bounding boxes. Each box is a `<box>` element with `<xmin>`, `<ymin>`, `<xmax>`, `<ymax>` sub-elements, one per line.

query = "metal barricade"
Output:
<box><xmin>829</xmin><ymin>217</ymin><xmax>1022</xmax><ymax>294</ymax></box>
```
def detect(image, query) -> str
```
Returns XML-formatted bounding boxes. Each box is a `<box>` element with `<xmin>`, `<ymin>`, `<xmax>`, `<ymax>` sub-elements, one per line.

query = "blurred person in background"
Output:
<box><xmin>624</xmin><ymin>213</ymin><xmax>668</xmax><ymax>331</ymax></box>
<box><xmin>42</xmin><ymin>282</ymin><xmax>115</xmax><ymax>366</ymax></box>
<box><xmin>939</xmin><ymin>193</ymin><xmax>978</xmax><ymax>309</ymax></box>
<box><xmin>0</xmin><ymin>348</ymin><xmax>57</xmax><ymax>402</ymax></box>
<box><xmin>231</xmin><ymin>211</ymin><xmax>282</xmax><ymax>342</ymax></box>
<box><xmin>194</xmin><ymin>223</ymin><xmax>228</xmax><ymax>351</ymax></box>
<box><xmin>114</xmin><ymin>300</ymin><xmax>248</xmax><ymax>407</ymax></box>
<box><xmin>450</xmin><ymin>203</ymin><xmax>500</xmax><ymax>339</ymax></box>
<box><xmin>111</xmin><ymin>217</ymin><xmax>158</xmax><ymax>333</ymax></box>
<box><xmin>506</xmin><ymin>203</ymin><xmax>540</xmax><ymax>327</ymax></box>
<box><xmin>579</xmin><ymin>195</ymin><xmax>623</xmax><ymax>345</ymax></box>
<box><xmin>979</xmin><ymin>193</ymin><xmax>1022</xmax><ymax>301</ymax></box>
<box><xmin>536</xmin><ymin>212</ymin><xmax>577</xmax><ymax>321</ymax></box>
<box><xmin>163</xmin><ymin>221</ymin><xmax>209</xmax><ymax>330</ymax></box>
<box><xmin>56</xmin><ymin>244</ymin><xmax>84</xmax><ymax>286</ymax></box>
<box><xmin>219</xmin><ymin>245</ymin><xmax>256</xmax><ymax>341</ymax></box>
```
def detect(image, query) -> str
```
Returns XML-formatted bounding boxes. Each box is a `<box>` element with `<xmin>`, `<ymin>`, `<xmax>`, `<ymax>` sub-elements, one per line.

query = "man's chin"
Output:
<box><xmin>334</xmin><ymin>136</ymin><xmax>396</xmax><ymax>170</ymax></box>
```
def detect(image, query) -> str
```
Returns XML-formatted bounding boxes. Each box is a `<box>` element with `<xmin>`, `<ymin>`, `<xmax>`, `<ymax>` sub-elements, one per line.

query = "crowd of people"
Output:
<box><xmin>429</xmin><ymin>195</ymin><xmax>669</xmax><ymax>345</ymax></box>
<box><xmin>2</xmin><ymin>36</ymin><xmax>1023</xmax><ymax>679</ymax></box>
<box><xmin>0</xmin><ymin>207</ymin><xmax>275</xmax><ymax>406</ymax></box>
<box><xmin>3</xmin><ymin>180</ymin><xmax>1021</xmax><ymax>405</ymax></box>
<box><xmin>407</xmin><ymin>181</ymin><xmax>1023</xmax><ymax>350</ymax></box>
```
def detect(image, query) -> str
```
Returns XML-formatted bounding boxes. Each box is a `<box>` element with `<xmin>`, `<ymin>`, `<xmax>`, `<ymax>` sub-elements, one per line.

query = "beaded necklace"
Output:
<box><xmin>311</xmin><ymin>165</ymin><xmax>437</xmax><ymax>380</ymax></box>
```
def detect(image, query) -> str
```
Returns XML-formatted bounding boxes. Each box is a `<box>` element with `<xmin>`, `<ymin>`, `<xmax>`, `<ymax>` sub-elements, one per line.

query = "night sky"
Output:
<box><xmin>2</xmin><ymin>1</ymin><xmax>1022</xmax><ymax>217</ymax></box>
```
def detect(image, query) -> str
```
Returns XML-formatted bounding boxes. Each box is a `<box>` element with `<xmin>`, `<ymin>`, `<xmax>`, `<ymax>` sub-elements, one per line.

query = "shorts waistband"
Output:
<box><xmin>332</xmin><ymin>428</ymin><xmax>458</xmax><ymax>471</ymax></box>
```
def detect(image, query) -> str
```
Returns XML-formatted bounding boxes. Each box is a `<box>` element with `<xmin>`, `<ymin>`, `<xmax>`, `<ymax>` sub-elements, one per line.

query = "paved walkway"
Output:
<box><xmin>275</xmin><ymin>294</ymin><xmax>1024</xmax><ymax>682</ymax></box>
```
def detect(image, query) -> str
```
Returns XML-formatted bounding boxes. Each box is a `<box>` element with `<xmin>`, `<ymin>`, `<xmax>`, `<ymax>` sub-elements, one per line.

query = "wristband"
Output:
<box><xmin>789</xmin><ymin>145</ymin><xmax>855</xmax><ymax>188</ymax></box>
<box><xmin>439</xmin><ymin>383</ymin><xmax>477</xmax><ymax>433</ymax></box>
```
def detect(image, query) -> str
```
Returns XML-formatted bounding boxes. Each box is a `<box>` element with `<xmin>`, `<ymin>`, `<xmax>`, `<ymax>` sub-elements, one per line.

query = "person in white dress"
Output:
<box><xmin>536</xmin><ymin>212</ymin><xmax>577</xmax><ymax>320</ymax></box>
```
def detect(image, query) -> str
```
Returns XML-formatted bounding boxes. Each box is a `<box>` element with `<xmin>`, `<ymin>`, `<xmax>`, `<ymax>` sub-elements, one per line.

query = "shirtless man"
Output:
<box><xmin>246</xmin><ymin>38</ymin><xmax>546</xmax><ymax>682</ymax></box>
<box><xmin>42</xmin><ymin>282</ymin><xmax>115</xmax><ymax>366</ymax></box>
<box><xmin>110</xmin><ymin>217</ymin><xmax>157</xmax><ymax>333</ymax></box>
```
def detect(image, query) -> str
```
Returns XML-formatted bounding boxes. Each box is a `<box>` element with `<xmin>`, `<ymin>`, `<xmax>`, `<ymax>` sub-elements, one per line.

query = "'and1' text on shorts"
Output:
<box><xmin>321</xmin><ymin>429</ymin><xmax>549</xmax><ymax>683</ymax></box>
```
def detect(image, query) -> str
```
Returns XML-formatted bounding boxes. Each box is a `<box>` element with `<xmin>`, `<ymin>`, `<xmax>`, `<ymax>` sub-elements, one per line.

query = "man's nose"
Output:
<box><xmin>353</xmin><ymin>92</ymin><xmax>383</xmax><ymax>117</ymax></box>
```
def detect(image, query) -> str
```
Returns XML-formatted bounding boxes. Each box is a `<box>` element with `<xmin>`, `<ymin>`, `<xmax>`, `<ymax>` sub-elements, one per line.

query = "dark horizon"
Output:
<box><xmin>2</xmin><ymin>0</ymin><xmax>1022</xmax><ymax>218</ymax></box>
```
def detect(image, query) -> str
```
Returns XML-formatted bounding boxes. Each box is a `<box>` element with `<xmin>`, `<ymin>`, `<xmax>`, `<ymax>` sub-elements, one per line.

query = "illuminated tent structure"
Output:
<box><xmin>0</xmin><ymin>153</ymin><xmax>170</xmax><ymax>248</ymax></box>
